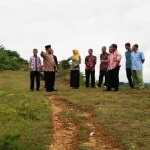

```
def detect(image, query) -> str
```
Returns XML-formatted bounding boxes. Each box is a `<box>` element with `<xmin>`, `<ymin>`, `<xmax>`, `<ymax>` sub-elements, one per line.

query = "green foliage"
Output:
<box><xmin>0</xmin><ymin>44</ymin><xmax>28</xmax><ymax>71</ymax></box>
<box><xmin>0</xmin><ymin>71</ymin><xmax>52</xmax><ymax>150</ymax></box>
<box><xmin>59</xmin><ymin>59</ymin><xmax>70</xmax><ymax>70</ymax></box>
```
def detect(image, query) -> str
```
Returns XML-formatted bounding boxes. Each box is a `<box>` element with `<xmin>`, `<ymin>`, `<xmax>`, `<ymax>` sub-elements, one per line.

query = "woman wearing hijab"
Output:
<box><xmin>67</xmin><ymin>49</ymin><xmax>81</xmax><ymax>89</ymax></box>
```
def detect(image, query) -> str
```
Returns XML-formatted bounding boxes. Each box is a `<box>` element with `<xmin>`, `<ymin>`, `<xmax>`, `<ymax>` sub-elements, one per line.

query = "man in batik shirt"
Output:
<box><xmin>41</xmin><ymin>45</ymin><xmax>57</xmax><ymax>92</ymax></box>
<box><xmin>85</xmin><ymin>49</ymin><xmax>97</xmax><ymax>88</ymax></box>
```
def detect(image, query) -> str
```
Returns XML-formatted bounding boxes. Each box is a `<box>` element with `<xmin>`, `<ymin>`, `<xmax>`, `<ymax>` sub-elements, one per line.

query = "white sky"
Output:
<box><xmin>0</xmin><ymin>0</ymin><xmax>150</xmax><ymax>82</ymax></box>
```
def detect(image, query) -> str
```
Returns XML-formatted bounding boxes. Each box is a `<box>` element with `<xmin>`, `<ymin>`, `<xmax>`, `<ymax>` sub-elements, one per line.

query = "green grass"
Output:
<box><xmin>55</xmin><ymin>79</ymin><xmax>150</xmax><ymax>150</ymax></box>
<box><xmin>1</xmin><ymin>71</ymin><xmax>150</xmax><ymax>150</ymax></box>
<box><xmin>0</xmin><ymin>71</ymin><xmax>52</xmax><ymax>150</ymax></box>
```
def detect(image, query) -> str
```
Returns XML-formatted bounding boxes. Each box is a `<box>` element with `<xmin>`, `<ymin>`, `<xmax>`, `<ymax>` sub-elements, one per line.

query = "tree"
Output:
<box><xmin>0</xmin><ymin>44</ymin><xmax>28</xmax><ymax>71</ymax></box>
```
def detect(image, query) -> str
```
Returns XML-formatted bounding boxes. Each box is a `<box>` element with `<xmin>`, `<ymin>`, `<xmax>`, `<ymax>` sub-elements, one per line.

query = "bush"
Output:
<box><xmin>0</xmin><ymin>44</ymin><xmax>28</xmax><ymax>71</ymax></box>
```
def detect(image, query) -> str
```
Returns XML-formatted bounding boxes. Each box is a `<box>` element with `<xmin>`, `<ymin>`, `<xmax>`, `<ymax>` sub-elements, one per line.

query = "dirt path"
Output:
<box><xmin>48</xmin><ymin>95</ymin><xmax>122</xmax><ymax>150</ymax></box>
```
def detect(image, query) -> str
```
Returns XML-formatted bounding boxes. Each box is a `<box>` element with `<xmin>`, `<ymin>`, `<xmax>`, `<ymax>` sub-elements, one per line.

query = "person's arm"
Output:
<box><xmin>41</xmin><ymin>51</ymin><xmax>46</xmax><ymax>57</ymax></box>
<box><xmin>85</xmin><ymin>56</ymin><xmax>90</xmax><ymax>66</ymax></box>
<box><xmin>142</xmin><ymin>59</ymin><xmax>145</xmax><ymax>64</ymax></box>
<box><xmin>141</xmin><ymin>52</ymin><xmax>145</xmax><ymax>64</ymax></box>
<box><xmin>54</xmin><ymin>55</ymin><xmax>58</xmax><ymax>67</ymax></box>
<box><xmin>28</xmin><ymin>57</ymin><xmax>31</xmax><ymax>69</ymax></box>
<box><xmin>101</xmin><ymin>54</ymin><xmax>109</xmax><ymax>63</ymax></box>
<box><xmin>39</xmin><ymin>57</ymin><xmax>42</xmax><ymax>71</ymax></box>
<box><xmin>93</xmin><ymin>56</ymin><xmax>97</xmax><ymax>66</ymax></box>
<box><xmin>114</xmin><ymin>53</ymin><xmax>122</xmax><ymax>67</ymax></box>
<box><xmin>67</xmin><ymin>56</ymin><xmax>72</xmax><ymax>61</ymax></box>
<box><xmin>75</xmin><ymin>56</ymin><xmax>81</xmax><ymax>65</ymax></box>
<box><xmin>101</xmin><ymin>59</ymin><xmax>109</xmax><ymax>63</ymax></box>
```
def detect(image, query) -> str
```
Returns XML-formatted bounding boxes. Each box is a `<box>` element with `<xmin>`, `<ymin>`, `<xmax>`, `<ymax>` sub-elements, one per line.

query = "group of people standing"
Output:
<box><xmin>28</xmin><ymin>43</ymin><xmax>145</xmax><ymax>92</ymax></box>
<box><xmin>66</xmin><ymin>43</ymin><xmax>145</xmax><ymax>91</ymax></box>
<box><xmin>29</xmin><ymin>45</ymin><xmax>58</xmax><ymax>92</ymax></box>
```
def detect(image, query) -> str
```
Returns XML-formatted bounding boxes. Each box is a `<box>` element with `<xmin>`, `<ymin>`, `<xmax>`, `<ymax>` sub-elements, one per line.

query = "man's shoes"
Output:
<box><xmin>36</xmin><ymin>89</ymin><xmax>41</xmax><ymax>91</ymax></box>
<box><xmin>72</xmin><ymin>87</ymin><xmax>78</xmax><ymax>89</ymax></box>
<box><xmin>113</xmin><ymin>89</ymin><xmax>119</xmax><ymax>92</ymax></box>
<box><xmin>52</xmin><ymin>89</ymin><xmax>57</xmax><ymax>91</ymax></box>
<box><xmin>104</xmin><ymin>89</ymin><xmax>111</xmax><ymax>91</ymax></box>
<box><xmin>30</xmin><ymin>89</ymin><xmax>34</xmax><ymax>91</ymax></box>
<box><xmin>46</xmin><ymin>90</ymin><xmax>53</xmax><ymax>92</ymax></box>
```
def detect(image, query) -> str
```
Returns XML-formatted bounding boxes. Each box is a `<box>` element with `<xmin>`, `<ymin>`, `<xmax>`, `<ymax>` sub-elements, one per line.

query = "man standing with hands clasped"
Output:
<box><xmin>85</xmin><ymin>49</ymin><xmax>97</xmax><ymax>88</ymax></box>
<box><xmin>41</xmin><ymin>45</ymin><xmax>57</xmax><ymax>92</ymax></box>
<box><xmin>98</xmin><ymin>46</ymin><xmax>109</xmax><ymax>88</ymax></box>
<box><xmin>29</xmin><ymin>49</ymin><xmax>41</xmax><ymax>91</ymax></box>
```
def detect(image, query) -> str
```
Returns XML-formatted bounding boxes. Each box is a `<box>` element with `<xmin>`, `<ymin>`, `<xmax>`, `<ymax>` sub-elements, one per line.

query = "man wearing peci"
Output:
<box><xmin>125</xmin><ymin>43</ymin><xmax>134</xmax><ymax>89</ymax></box>
<box><xmin>41</xmin><ymin>45</ymin><xmax>57</xmax><ymax>92</ymax></box>
<box><xmin>29</xmin><ymin>49</ymin><xmax>42</xmax><ymax>91</ymax></box>
<box><xmin>131</xmin><ymin>44</ymin><xmax>145</xmax><ymax>89</ymax></box>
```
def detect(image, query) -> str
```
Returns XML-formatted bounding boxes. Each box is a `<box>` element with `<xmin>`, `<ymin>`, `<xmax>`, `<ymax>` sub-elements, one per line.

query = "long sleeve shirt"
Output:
<box><xmin>100</xmin><ymin>52</ymin><xmax>109</xmax><ymax>70</ymax></box>
<box><xmin>85</xmin><ymin>55</ymin><xmax>97</xmax><ymax>71</ymax></box>
<box><xmin>28</xmin><ymin>55</ymin><xmax>41</xmax><ymax>71</ymax></box>
<box><xmin>41</xmin><ymin>52</ymin><xmax>57</xmax><ymax>72</ymax></box>
<box><xmin>67</xmin><ymin>56</ymin><xmax>81</xmax><ymax>70</ymax></box>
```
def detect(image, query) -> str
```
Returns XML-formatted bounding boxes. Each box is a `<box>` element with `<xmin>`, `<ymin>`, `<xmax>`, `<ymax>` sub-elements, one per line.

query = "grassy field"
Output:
<box><xmin>0</xmin><ymin>71</ymin><xmax>52</xmax><ymax>150</ymax></box>
<box><xmin>55</xmin><ymin>74</ymin><xmax>150</xmax><ymax>150</ymax></box>
<box><xmin>0</xmin><ymin>71</ymin><xmax>150</xmax><ymax>150</ymax></box>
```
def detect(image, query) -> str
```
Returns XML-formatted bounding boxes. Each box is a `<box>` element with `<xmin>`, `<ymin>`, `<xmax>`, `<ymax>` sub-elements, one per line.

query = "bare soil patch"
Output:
<box><xmin>48</xmin><ymin>95</ymin><xmax>123</xmax><ymax>150</ymax></box>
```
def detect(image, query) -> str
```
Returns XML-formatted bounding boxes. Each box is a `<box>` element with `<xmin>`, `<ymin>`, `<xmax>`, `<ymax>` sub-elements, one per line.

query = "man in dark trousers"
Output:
<box><xmin>51</xmin><ymin>49</ymin><xmax>58</xmax><ymax>89</ymax></box>
<box><xmin>85</xmin><ymin>49</ymin><xmax>97</xmax><ymax>88</ymax></box>
<box><xmin>29</xmin><ymin>49</ymin><xmax>41</xmax><ymax>91</ymax></box>
<box><xmin>125</xmin><ymin>43</ymin><xmax>134</xmax><ymax>89</ymax></box>
<box><xmin>98</xmin><ymin>46</ymin><xmax>109</xmax><ymax>87</ymax></box>
<box><xmin>105</xmin><ymin>44</ymin><xmax>122</xmax><ymax>92</ymax></box>
<box><xmin>41</xmin><ymin>45</ymin><xmax>57</xmax><ymax>92</ymax></box>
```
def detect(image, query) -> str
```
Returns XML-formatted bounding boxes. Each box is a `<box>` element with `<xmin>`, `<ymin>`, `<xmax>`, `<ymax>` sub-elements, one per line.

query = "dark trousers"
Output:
<box><xmin>126</xmin><ymin>68</ymin><xmax>134</xmax><ymax>88</ymax></box>
<box><xmin>30</xmin><ymin>71</ymin><xmax>40</xmax><ymax>90</ymax></box>
<box><xmin>45</xmin><ymin>72</ymin><xmax>56</xmax><ymax>89</ymax></box>
<box><xmin>53</xmin><ymin>72</ymin><xmax>56</xmax><ymax>88</ymax></box>
<box><xmin>107</xmin><ymin>66</ymin><xmax>120</xmax><ymax>90</ymax></box>
<box><xmin>70</xmin><ymin>70</ymin><xmax>80</xmax><ymax>88</ymax></box>
<box><xmin>98</xmin><ymin>70</ymin><xmax>108</xmax><ymax>87</ymax></box>
<box><xmin>85</xmin><ymin>70</ymin><xmax>95</xmax><ymax>87</ymax></box>
<box><xmin>44</xmin><ymin>71</ymin><xmax>55</xmax><ymax>91</ymax></box>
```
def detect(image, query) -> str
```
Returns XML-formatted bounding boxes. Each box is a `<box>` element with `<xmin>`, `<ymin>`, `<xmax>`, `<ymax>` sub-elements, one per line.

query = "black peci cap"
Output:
<box><xmin>45</xmin><ymin>45</ymin><xmax>51</xmax><ymax>50</ymax></box>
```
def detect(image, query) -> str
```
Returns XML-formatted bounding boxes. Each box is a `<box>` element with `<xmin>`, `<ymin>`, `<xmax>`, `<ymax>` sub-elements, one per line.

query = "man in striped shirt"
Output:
<box><xmin>29</xmin><ymin>49</ymin><xmax>41</xmax><ymax>91</ymax></box>
<box><xmin>41</xmin><ymin>45</ymin><xmax>57</xmax><ymax>92</ymax></box>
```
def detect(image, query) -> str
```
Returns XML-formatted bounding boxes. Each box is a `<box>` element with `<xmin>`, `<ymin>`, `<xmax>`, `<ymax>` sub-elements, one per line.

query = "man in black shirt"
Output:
<box><xmin>51</xmin><ymin>49</ymin><xmax>58</xmax><ymax>89</ymax></box>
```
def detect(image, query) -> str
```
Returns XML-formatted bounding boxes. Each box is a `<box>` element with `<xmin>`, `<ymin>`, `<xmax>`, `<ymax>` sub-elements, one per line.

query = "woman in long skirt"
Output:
<box><xmin>67</xmin><ymin>49</ymin><xmax>81</xmax><ymax>89</ymax></box>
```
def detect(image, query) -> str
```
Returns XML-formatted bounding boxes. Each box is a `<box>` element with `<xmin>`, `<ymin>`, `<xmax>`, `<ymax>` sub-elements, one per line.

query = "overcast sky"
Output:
<box><xmin>0</xmin><ymin>0</ymin><xmax>150</xmax><ymax>82</ymax></box>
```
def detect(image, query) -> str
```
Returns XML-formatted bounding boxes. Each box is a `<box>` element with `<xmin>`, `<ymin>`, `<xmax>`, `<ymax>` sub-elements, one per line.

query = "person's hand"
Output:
<box><xmin>41</xmin><ymin>51</ymin><xmax>44</xmax><ymax>56</ymax></box>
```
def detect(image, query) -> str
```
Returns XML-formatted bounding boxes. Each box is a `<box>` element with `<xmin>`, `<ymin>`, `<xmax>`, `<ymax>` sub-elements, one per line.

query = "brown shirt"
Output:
<box><xmin>42</xmin><ymin>52</ymin><xmax>57</xmax><ymax>71</ymax></box>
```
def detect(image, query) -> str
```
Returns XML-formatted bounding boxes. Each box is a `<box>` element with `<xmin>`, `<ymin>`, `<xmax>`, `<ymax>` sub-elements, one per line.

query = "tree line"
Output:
<box><xmin>0</xmin><ymin>44</ymin><xmax>28</xmax><ymax>71</ymax></box>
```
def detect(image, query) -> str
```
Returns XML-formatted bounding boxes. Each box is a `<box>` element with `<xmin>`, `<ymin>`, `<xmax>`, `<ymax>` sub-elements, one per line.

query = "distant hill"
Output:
<box><xmin>0</xmin><ymin>44</ymin><xmax>28</xmax><ymax>71</ymax></box>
